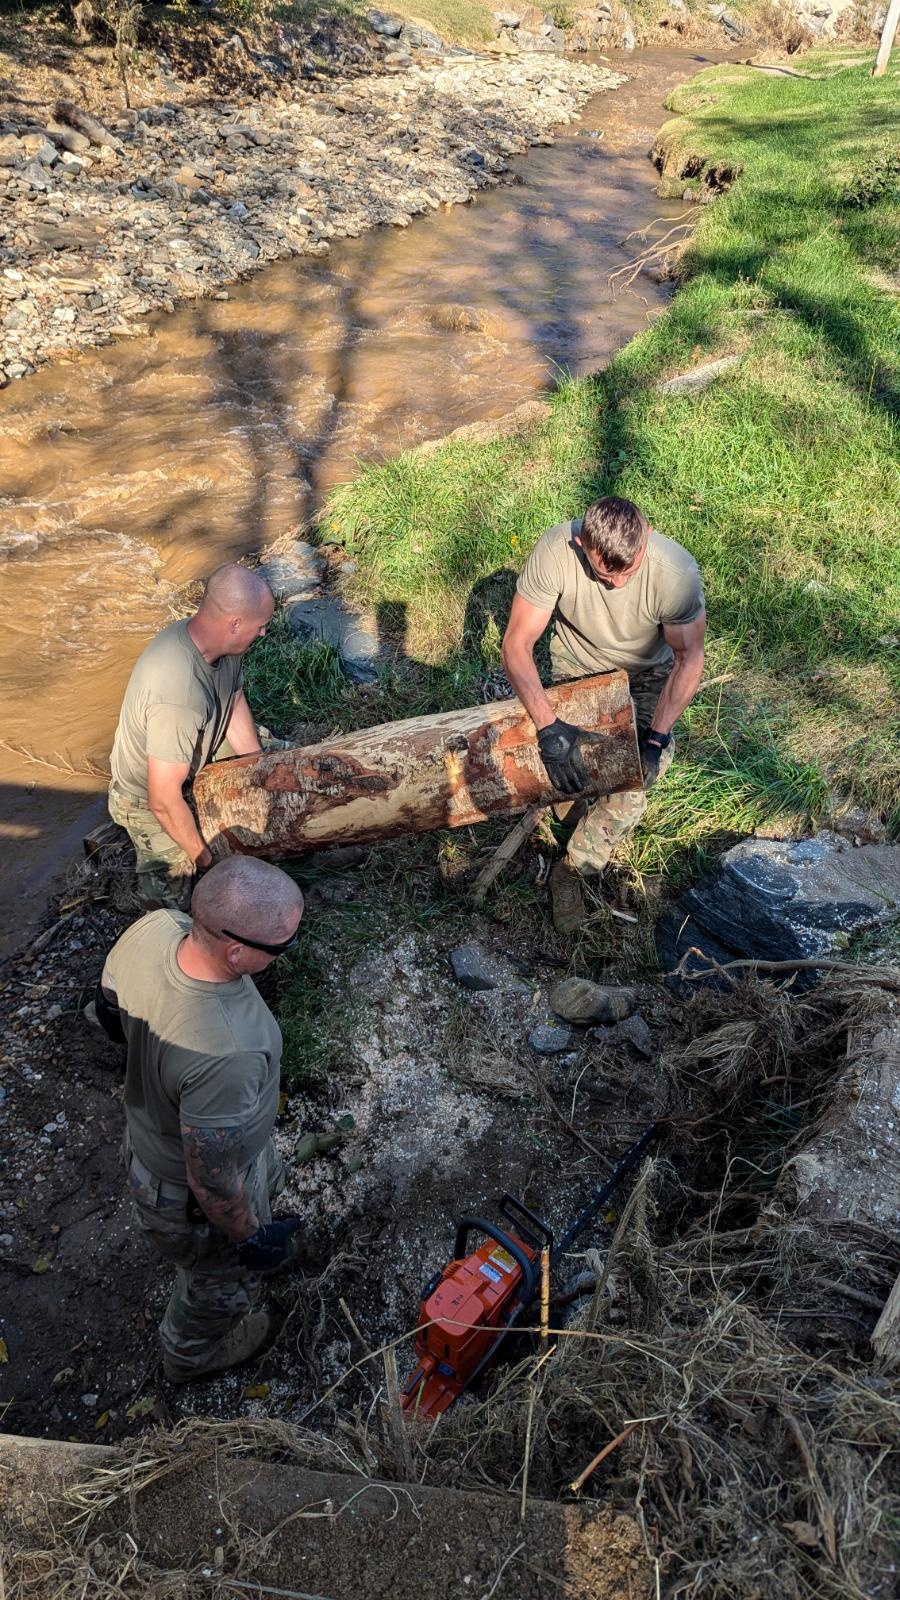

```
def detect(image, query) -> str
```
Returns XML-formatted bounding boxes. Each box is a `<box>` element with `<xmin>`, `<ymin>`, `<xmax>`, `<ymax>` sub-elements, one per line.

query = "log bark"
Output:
<box><xmin>194</xmin><ymin>671</ymin><xmax>640</xmax><ymax>860</ymax></box>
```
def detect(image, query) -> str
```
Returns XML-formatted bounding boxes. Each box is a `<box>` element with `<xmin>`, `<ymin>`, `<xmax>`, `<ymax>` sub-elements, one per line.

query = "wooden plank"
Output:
<box><xmin>194</xmin><ymin>672</ymin><xmax>640</xmax><ymax>860</ymax></box>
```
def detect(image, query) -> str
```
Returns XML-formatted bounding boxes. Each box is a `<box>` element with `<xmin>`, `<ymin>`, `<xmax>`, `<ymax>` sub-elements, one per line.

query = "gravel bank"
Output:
<box><xmin>0</xmin><ymin>51</ymin><xmax>622</xmax><ymax>384</ymax></box>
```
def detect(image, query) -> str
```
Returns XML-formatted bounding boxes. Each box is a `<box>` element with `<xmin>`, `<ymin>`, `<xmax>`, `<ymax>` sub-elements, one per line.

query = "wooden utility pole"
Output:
<box><xmin>873</xmin><ymin>0</ymin><xmax>900</xmax><ymax>76</ymax></box>
<box><xmin>194</xmin><ymin>672</ymin><xmax>641</xmax><ymax>860</ymax></box>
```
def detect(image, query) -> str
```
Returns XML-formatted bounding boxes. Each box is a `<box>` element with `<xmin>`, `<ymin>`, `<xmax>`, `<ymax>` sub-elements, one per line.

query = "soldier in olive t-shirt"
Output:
<box><xmin>101</xmin><ymin>857</ymin><xmax>305</xmax><ymax>1382</ymax></box>
<box><xmin>108</xmin><ymin>565</ymin><xmax>274</xmax><ymax>911</ymax></box>
<box><xmin>502</xmin><ymin>497</ymin><xmax>706</xmax><ymax>923</ymax></box>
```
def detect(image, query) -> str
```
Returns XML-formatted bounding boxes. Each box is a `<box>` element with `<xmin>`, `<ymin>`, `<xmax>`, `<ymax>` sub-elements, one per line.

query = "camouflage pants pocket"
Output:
<box><xmin>108</xmin><ymin>787</ymin><xmax>194</xmax><ymax>911</ymax></box>
<box><xmin>127</xmin><ymin>1143</ymin><xmax>281</xmax><ymax>1369</ymax></box>
<box><xmin>567</xmin><ymin>739</ymin><xmax>674</xmax><ymax>875</ymax></box>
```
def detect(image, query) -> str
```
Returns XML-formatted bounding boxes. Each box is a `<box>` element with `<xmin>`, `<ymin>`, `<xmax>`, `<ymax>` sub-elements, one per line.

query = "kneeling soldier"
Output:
<box><xmin>502</xmin><ymin>496</ymin><xmax>706</xmax><ymax>931</ymax></box>
<box><xmin>99</xmin><ymin>856</ymin><xmax>305</xmax><ymax>1383</ymax></box>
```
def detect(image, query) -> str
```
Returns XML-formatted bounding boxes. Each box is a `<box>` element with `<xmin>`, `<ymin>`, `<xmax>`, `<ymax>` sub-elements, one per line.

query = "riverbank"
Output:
<box><xmin>309</xmin><ymin>47</ymin><xmax>899</xmax><ymax>882</ymax></box>
<box><xmin>0</xmin><ymin>17</ymin><xmax>620</xmax><ymax>383</ymax></box>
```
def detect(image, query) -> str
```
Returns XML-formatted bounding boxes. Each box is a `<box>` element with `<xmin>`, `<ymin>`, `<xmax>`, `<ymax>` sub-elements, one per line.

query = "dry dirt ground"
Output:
<box><xmin>2</xmin><ymin>830</ymin><xmax>899</xmax><ymax>1600</ymax></box>
<box><xmin>0</xmin><ymin>831</ymin><xmax>665</xmax><ymax>1444</ymax></box>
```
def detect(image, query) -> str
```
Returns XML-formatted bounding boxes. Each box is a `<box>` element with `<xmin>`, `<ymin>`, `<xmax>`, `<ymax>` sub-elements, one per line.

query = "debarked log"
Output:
<box><xmin>194</xmin><ymin>671</ymin><xmax>641</xmax><ymax>859</ymax></box>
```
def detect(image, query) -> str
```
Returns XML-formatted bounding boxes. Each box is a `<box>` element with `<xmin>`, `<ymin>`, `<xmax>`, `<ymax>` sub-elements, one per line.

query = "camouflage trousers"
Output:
<box><xmin>109</xmin><ymin>735</ymin><xmax>290</xmax><ymax>911</ymax></box>
<box><xmin>108</xmin><ymin>785</ymin><xmax>195</xmax><ymax>911</ymax></box>
<box><xmin>553</xmin><ymin>663</ymin><xmax>675</xmax><ymax>876</ymax></box>
<box><xmin>125</xmin><ymin>1137</ymin><xmax>284</xmax><ymax>1372</ymax></box>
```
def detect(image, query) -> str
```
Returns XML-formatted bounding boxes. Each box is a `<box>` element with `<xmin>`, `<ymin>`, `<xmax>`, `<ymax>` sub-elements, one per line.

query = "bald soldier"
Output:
<box><xmin>99</xmin><ymin>858</ymin><xmax>305</xmax><ymax>1382</ymax></box>
<box><xmin>109</xmin><ymin>564</ymin><xmax>275</xmax><ymax>909</ymax></box>
<box><xmin>502</xmin><ymin>496</ymin><xmax>706</xmax><ymax>931</ymax></box>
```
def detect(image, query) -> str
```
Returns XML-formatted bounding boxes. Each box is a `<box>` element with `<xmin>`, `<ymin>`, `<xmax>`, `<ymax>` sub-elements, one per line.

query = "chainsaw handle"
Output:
<box><xmin>452</xmin><ymin>1217</ymin><xmax>537</xmax><ymax>1304</ymax></box>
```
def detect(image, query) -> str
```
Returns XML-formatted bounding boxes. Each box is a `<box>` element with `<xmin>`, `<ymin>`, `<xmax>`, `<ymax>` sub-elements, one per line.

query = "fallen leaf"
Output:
<box><xmin>278</xmin><ymin>1091</ymin><xmax>288</xmax><ymax>1116</ymax></box>
<box><xmin>126</xmin><ymin>1395</ymin><xmax>158</xmax><ymax>1422</ymax></box>
<box><xmin>783</xmin><ymin>1520</ymin><xmax>820</xmax><ymax>1548</ymax></box>
<box><xmin>0</xmin><ymin>1337</ymin><xmax>8</xmax><ymax>1364</ymax></box>
<box><xmin>52</xmin><ymin>1367</ymin><xmax>75</xmax><ymax>1388</ymax></box>
<box><xmin>94</xmin><ymin>1411</ymin><xmax>110</xmax><ymax>1430</ymax></box>
<box><xmin>294</xmin><ymin>1133</ymin><xmax>318</xmax><ymax>1163</ymax></box>
<box><xmin>243</xmin><ymin>1383</ymin><xmax>270</xmax><ymax>1400</ymax></box>
<box><xmin>32</xmin><ymin>1252</ymin><xmax>53</xmax><ymax>1274</ymax></box>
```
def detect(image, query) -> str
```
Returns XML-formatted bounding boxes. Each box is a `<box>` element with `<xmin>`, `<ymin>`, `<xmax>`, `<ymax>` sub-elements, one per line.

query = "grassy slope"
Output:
<box><xmin>317</xmin><ymin>54</ymin><xmax>899</xmax><ymax>865</ymax></box>
<box><xmin>249</xmin><ymin>54</ymin><xmax>900</xmax><ymax>1076</ymax></box>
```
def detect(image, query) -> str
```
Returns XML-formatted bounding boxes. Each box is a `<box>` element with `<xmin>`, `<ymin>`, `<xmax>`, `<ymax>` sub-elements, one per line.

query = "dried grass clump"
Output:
<box><xmin>417</xmin><ymin>1162</ymin><xmax>900</xmax><ymax>1600</ymax></box>
<box><xmin>1</xmin><ymin>1417</ymin><xmax>368</xmax><ymax>1600</ymax></box>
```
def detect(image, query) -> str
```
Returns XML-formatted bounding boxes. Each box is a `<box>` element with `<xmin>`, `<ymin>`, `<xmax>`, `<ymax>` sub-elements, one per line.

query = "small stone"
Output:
<box><xmin>81</xmin><ymin>1392</ymin><xmax>99</xmax><ymax>1408</ymax></box>
<box><xmin>21</xmin><ymin>134</ymin><xmax>58</xmax><ymax>166</ymax></box>
<box><xmin>529</xmin><ymin>1022</ymin><xmax>574</xmax><ymax>1055</ymax></box>
<box><xmin>0</xmin><ymin>133</ymin><xmax>21</xmax><ymax>167</ymax></box>
<box><xmin>450</xmin><ymin>943</ymin><xmax>516</xmax><ymax>991</ymax></box>
<box><xmin>21</xmin><ymin>159</ymin><xmax>51</xmax><ymax>191</ymax></box>
<box><xmin>612</xmin><ymin>1014</ymin><xmax>654</xmax><ymax>1057</ymax></box>
<box><xmin>228</xmin><ymin>201</ymin><xmax>249</xmax><ymax>220</ymax></box>
<box><xmin>550</xmin><ymin>978</ymin><xmax>637</xmax><ymax>1025</ymax></box>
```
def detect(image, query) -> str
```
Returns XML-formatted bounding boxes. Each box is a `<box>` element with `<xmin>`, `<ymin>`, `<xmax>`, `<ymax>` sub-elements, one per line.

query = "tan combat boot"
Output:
<box><xmin>163</xmin><ymin>1310</ymin><xmax>272</xmax><ymax>1385</ymax></box>
<box><xmin>549</xmin><ymin>861</ymin><xmax>587</xmax><ymax>936</ymax></box>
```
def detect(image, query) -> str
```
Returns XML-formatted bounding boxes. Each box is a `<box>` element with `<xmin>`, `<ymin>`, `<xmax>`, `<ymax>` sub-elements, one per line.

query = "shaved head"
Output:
<box><xmin>191</xmin><ymin>856</ymin><xmax>304</xmax><ymax>947</ymax></box>
<box><xmin>201</xmin><ymin>564</ymin><xmax>274</xmax><ymax>620</ymax></box>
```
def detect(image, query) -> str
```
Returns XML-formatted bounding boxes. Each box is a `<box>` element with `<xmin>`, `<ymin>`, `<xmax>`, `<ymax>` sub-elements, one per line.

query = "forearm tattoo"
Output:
<box><xmin>180</xmin><ymin>1122</ymin><xmax>257</xmax><ymax>1238</ymax></box>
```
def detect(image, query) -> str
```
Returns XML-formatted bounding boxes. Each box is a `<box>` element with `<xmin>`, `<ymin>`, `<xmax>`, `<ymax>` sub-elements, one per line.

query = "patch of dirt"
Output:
<box><xmin>0</xmin><ymin>837</ymin><xmax>665</xmax><ymax>1443</ymax></box>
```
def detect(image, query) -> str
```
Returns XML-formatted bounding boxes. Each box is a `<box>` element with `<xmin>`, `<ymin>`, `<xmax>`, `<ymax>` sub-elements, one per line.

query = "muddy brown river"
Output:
<box><xmin>0</xmin><ymin>48</ymin><xmax>721</xmax><ymax>949</ymax></box>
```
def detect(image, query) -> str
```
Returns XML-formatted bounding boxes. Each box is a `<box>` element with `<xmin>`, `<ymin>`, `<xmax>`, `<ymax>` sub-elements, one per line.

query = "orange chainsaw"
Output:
<box><xmin>401</xmin><ymin>1124</ymin><xmax>657</xmax><ymax>1418</ymax></box>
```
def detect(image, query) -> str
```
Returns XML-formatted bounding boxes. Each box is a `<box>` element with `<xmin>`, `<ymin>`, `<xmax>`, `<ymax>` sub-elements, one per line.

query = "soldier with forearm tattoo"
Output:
<box><xmin>100</xmin><ymin>857</ymin><xmax>305</xmax><ymax>1383</ymax></box>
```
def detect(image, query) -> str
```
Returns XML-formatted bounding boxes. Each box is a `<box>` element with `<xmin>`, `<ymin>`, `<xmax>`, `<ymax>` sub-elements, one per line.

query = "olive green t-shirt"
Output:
<box><xmin>104</xmin><ymin>910</ymin><xmax>282</xmax><ymax>1185</ymax></box>
<box><xmin>517</xmin><ymin>521</ymin><xmax>704</xmax><ymax>678</ymax></box>
<box><xmin>110</xmin><ymin>619</ymin><xmax>242</xmax><ymax>805</ymax></box>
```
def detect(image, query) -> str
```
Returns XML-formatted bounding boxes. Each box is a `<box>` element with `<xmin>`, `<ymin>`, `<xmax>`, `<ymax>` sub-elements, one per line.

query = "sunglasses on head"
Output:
<box><xmin>220</xmin><ymin>926</ymin><xmax>300</xmax><ymax>956</ymax></box>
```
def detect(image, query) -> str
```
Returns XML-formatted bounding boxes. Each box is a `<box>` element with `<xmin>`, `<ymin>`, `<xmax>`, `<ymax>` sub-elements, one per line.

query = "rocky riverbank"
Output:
<box><xmin>0</xmin><ymin>40</ymin><xmax>622</xmax><ymax>385</ymax></box>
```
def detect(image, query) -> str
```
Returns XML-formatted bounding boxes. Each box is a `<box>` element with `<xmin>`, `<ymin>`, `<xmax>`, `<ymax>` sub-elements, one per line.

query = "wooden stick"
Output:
<box><xmin>673</xmin><ymin>951</ymin><xmax>900</xmax><ymax>993</ymax></box>
<box><xmin>569</xmin><ymin>1421</ymin><xmax>638</xmax><ymax>1494</ymax></box>
<box><xmin>872</xmin><ymin>1270</ymin><xmax>900</xmax><ymax>1371</ymax></box>
<box><xmin>539</xmin><ymin>1248</ymin><xmax>551</xmax><ymax>1346</ymax></box>
<box><xmin>470</xmin><ymin>804</ymin><xmax>548</xmax><ymax>905</ymax></box>
<box><xmin>382</xmin><ymin>1348</ymin><xmax>415</xmax><ymax>1481</ymax></box>
<box><xmin>339</xmin><ymin>1297</ymin><xmax>372</xmax><ymax>1356</ymax></box>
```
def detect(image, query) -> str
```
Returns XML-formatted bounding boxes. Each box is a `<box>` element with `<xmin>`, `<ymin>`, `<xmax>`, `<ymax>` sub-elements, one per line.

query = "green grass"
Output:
<box><xmin>250</xmin><ymin>54</ymin><xmax>900</xmax><ymax>989</ymax></box>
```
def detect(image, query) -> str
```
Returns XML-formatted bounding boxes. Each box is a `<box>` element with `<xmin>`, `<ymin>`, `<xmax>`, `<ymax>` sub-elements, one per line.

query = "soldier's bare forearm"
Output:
<box><xmin>180</xmin><ymin>1122</ymin><xmax>259</xmax><ymax>1242</ymax></box>
<box><xmin>149</xmin><ymin>795</ymin><xmax>207</xmax><ymax>863</ymax></box>
<box><xmin>650</xmin><ymin>646</ymin><xmax>705</xmax><ymax>735</ymax></box>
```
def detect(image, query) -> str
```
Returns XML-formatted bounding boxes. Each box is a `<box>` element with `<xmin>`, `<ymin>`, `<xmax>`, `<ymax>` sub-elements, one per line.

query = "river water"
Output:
<box><xmin>0</xmin><ymin>47</ymin><xmax>720</xmax><ymax>948</ymax></box>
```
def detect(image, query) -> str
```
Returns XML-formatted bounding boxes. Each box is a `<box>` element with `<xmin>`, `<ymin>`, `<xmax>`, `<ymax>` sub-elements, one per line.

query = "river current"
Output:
<box><xmin>0</xmin><ymin>47</ymin><xmax>724</xmax><ymax>949</ymax></box>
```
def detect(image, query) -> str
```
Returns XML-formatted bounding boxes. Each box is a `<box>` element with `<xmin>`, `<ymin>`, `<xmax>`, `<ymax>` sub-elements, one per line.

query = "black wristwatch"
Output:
<box><xmin>643</xmin><ymin>728</ymin><xmax>672</xmax><ymax>749</ymax></box>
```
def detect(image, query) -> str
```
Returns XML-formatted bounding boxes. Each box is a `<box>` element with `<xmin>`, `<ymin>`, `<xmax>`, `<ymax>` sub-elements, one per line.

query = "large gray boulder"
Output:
<box><xmin>399</xmin><ymin>22</ymin><xmax>443</xmax><ymax>50</ymax></box>
<box><xmin>366</xmin><ymin>8</ymin><xmax>404</xmax><ymax>35</ymax></box>
<box><xmin>657</xmin><ymin>835</ymin><xmax>900</xmax><ymax>979</ymax></box>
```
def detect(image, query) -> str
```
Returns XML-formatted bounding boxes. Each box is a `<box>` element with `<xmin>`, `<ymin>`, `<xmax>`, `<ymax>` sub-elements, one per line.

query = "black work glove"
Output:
<box><xmin>537</xmin><ymin>719</ymin><xmax>604</xmax><ymax>796</ymax></box>
<box><xmin>638</xmin><ymin>728</ymin><xmax>671</xmax><ymax>789</ymax></box>
<box><xmin>235</xmin><ymin>1217</ymin><xmax>304</xmax><ymax>1273</ymax></box>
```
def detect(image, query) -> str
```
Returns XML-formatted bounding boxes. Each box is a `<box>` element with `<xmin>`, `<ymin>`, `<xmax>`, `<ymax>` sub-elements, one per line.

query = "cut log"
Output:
<box><xmin>194</xmin><ymin>671</ymin><xmax>640</xmax><ymax>860</ymax></box>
